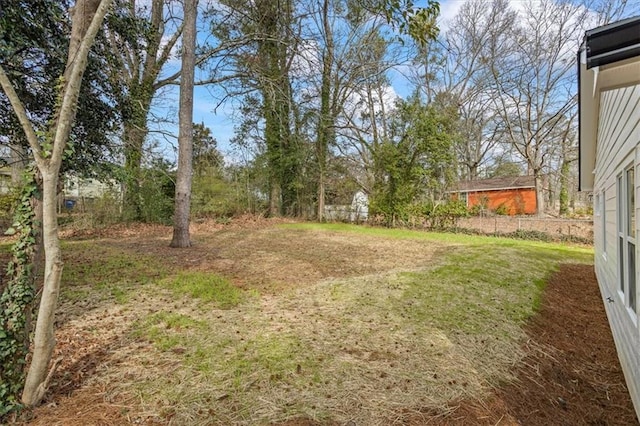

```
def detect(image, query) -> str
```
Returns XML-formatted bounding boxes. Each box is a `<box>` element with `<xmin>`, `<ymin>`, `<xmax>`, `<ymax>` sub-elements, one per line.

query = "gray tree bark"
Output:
<box><xmin>316</xmin><ymin>0</ymin><xmax>334</xmax><ymax>221</ymax></box>
<box><xmin>0</xmin><ymin>0</ymin><xmax>113</xmax><ymax>407</ymax></box>
<box><xmin>170</xmin><ymin>0</ymin><xmax>197</xmax><ymax>248</ymax></box>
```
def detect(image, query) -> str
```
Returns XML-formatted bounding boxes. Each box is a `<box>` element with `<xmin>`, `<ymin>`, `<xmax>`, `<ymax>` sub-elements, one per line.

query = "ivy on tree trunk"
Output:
<box><xmin>0</xmin><ymin>0</ymin><xmax>114</xmax><ymax>408</ymax></box>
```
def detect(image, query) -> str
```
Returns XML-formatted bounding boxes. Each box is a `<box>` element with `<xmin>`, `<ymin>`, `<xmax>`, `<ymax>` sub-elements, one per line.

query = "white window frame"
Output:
<box><xmin>616</xmin><ymin>163</ymin><xmax>637</xmax><ymax>320</ymax></box>
<box><xmin>602</xmin><ymin>190</ymin><xmax>607</xmax><ymax>259</ymax></box>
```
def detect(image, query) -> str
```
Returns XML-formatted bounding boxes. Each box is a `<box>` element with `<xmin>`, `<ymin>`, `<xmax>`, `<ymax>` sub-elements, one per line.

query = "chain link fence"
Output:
<box><xmin>455</xmin><ymin>216</ymin><xmax>593</xmax><ymax>242</ymax></box>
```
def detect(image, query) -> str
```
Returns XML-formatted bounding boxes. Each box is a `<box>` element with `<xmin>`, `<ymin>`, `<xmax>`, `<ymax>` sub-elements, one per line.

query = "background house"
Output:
<box><xmin>61</xmin><ymin>174</ymin><xmax>120</xmax><ymax>211</ymax></box>
<box><xmin>579</xmin><ymin>15</ymin><xmax>640</xmax><ymax>417</ymax></box>
<box><xmin>324</xmin><ymin>190</ymin><xmax>369</xmax><ymax>222</ymax></box>
<box><xmin>451</xmin><ymin>176</ymin><xmax>538</xmax><ymax>215</ymax></box>
<box><xmin>0</xmin><ymin>157</ymin><xmax>11</xmax><ymax>194</ymax></box>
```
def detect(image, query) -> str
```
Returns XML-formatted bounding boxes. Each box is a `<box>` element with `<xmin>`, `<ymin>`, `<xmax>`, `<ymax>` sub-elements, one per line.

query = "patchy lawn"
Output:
<box><xmin>4</xmin><ymin>220</ymin><xmax>632</xmax><ymax>425</ymax></box>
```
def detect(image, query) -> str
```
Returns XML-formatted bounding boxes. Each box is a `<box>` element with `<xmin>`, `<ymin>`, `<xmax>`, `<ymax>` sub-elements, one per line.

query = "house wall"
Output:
<box><xmin>63</xmin><ymin>175</ymin><xmax>118</xmax><ymax>199</ymax></box>
<box><xmin>467</xmin><ymin>188</ymin><xmax>536</xmax><ymax>215</ymax></box>
<box><xmin>593</xmin><ymin>82</ymin><xmax>640</xmax><ymax>416</ymax></box>
<box><xmin>0</xmin><ymin>169</ymin><xmax>10</xmax><ymax>195</ymax></box>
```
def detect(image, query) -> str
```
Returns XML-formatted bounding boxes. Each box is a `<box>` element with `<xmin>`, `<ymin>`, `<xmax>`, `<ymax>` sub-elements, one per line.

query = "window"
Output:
<box><xmin>618</xmin><ymin>175</ymin><xmax>625</xmax><ymax>294</ymax></box>
<box><xmin>628</xmin><ymin>168</ymin><xmax>636</xmax><ymax>313</ymax></box>
<box><xmin>617</xmin><ymin>166</ymin><xmax>637</xmax><ymax>315</ymax></box>
<box><xmin>602</xmin><ymin>190</ymin><xmax>607</xmax><ymax>256</ymax></box>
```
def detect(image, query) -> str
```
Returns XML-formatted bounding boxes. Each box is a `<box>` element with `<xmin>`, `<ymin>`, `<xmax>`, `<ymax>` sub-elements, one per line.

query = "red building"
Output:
<box><xmin>452</xmin><ymin>176</ymin><xmax>537</xmax><ymax>215</ymax></box>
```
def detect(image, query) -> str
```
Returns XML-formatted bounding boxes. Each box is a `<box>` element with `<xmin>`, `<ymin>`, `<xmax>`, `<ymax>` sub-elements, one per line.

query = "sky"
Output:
<box><xmin>150</xmin><ymin>0</ymin><xmax>608</xmax><ymax>164</ymax></box>
<box><xmin>152</xmin><ymin>0</ymin><xmax>479</xmax><ymax>163</ymax></box>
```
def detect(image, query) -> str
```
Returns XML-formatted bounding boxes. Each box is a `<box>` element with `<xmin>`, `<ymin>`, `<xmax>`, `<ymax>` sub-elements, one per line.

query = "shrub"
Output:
<box><xmin>468</xmin><ymin>203</ymin><xmax>483</xmax><ymax>216</ymax></box>
<box><xmin>192</xmin><ymin>173</ymin><xmax>242</xmax><ymax>218</ymax></box>
<box><xmin>138</xmin><ymin>161</ymin><xmax>175</xmax><ymax>224</ymax></box>
<box><xmin>0</xmin><ymin>187</ymin><xmax>20</xmax><ymax>230</ymax></box>
<box><xmin>503</xmin><ymin>229</ymin><xmax>552</xmax><ymax>242</ymax></box>
<box><xmin>423</xmin><ymin>200</ymin><xmax>469</xmax><ymax>229</ymax></box>
<box><xmin>191</xmin><ymin>166</ymin><xmax>268</xmax><ymax>219</ymax></box>
<box><xmin>494</xmin><ymin>203</ymin><xmax>509</xmax><ymax>216</ymax></box>
<box><xmin>83</xmin><ymin>190</ymin><xmax>123</xmax><ymax>227</ymax></box>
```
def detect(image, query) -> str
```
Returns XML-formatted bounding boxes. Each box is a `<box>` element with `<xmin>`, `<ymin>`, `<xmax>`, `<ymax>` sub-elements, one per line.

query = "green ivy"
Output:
<box><xmin>0</xmin><ymin>169</ymin><xmax>39</xmax><ymax>418</ymax></box>
<box><xmin>423</xmin><ymin>200</ymin><xmax>469</xmax><ymax>229</ymax></box>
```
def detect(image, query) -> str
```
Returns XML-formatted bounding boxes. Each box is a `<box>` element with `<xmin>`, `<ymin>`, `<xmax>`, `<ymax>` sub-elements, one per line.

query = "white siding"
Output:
<box><xmin>594</xmin><ymin>83</ymin><xmax>640</xmax><ymax>416</ymax></box>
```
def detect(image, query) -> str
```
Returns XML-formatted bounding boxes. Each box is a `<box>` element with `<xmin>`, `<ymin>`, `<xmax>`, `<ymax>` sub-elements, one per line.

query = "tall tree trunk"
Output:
<box><xmin>170</xmin><ymin>0</ymin><xmax>197</xmax><ymax>248</ymax></box>
<box><xmin>279</xmin><ymin>76</ymin><xmax>297</xmax><ymax>216</ymax></box>
<box><xmin>265</xmin><ymin>90</ymin><xmax>282</xmax><ymax>216</ymax></box>
<box><xmin>21</xmin><ymin>170</ymin><xmax>61</xmax><ymax>405</ymax></box>
<box><xmin>112</xmin><ymin>0</ymin><xmax>183</xmax><ymax>222</ymax></box>
<box><xmin>0</xmin><ymin>0</ymin><xmax>113</xmax><ymax>407</ymax></box>
<box><xmin>256</xmin><ymin>0</ymin><xmax>297</xmax><ymax>217</ymax></box>
<box><xmin>317</xmin><ymin>0</ymin><xmax>333</xmax><ymax>221</ymax></box>
<box><xmin>123</xmin><ymin>122</ymin><xmax>145</xmax><ymax>220</ymax></box>
<box><xmin>318</xmin><ymin>177</ymin><xmax>325</xmax><ymax>221</ymax></box>
<box><xmin>122</xmin><ymin>83</ymin><xmax>154</xmax><ymax>221</ymax></box>
<box><xmin>534</xmin><ymin>173</ymin><xmax>545</xmax><ymax>217</ymax></box>
<box><xmin>269</xmin><ymin>181</ymin><xmax>281</xmax><ymax>217</ymax></box>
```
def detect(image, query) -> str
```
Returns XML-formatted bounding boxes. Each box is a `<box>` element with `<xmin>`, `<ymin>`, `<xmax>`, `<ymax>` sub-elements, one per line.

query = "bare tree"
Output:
<box><xmin>0</xmin><ymin>0</ymin><xmax>113</xmax><ymax>406</ymax></box>
<box><xmin>429</xmin><ymin>0</ymin><xmax>516</xmax><ymax>180</ymax></box>
<box><xmin>435</xmin><ymin>0</ymin><xmax>636</xmax><ymax>209</ymax></box>
<box><xmin>171</xmin><ymin>0</ymin><xmax>197</xmax><ymax>247</ymax></box>
<box><xmin>487</xmin><ymin>0</ymin><xmax>588</xmax><ymax>216</ymax></box>
<box><xmin>301</xmin><ymin>1</ymin><xmax>395</xmax><ymax>217</ymax></box>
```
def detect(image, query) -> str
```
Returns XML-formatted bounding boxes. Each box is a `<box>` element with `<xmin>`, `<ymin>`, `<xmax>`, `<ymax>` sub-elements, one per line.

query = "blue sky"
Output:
<box><xmin>150</xmin><ymin>0</ymin><xmax>476</xmax><ymax>163</ymax></box>
<box><xmin>150</xmin><ymin>0</ymin><xmax>594</xmax><ymax>164</ymax></box>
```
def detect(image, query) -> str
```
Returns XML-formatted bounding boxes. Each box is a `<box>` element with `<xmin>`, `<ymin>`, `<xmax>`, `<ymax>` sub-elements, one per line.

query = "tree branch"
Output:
<box><xmin>0</xmin><ymin>66</ymin><xmax>44</xmax><ymax>165</ymax></box>
<box><xmin>51</xmin><ymin>0</ymin><xmax>115</xmax><ymax>167</ymax></box>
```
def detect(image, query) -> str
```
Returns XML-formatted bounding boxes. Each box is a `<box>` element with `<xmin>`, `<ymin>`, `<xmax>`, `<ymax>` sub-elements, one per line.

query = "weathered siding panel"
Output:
<box><xmin>593</xmin><ymin>83</ymin><xmax>640</xmax><ymax>416</ymax></box>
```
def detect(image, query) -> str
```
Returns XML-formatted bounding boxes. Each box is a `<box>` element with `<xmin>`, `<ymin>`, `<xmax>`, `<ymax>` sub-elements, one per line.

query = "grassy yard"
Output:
<box><xmin>36</xmin><ymin>222</ymin><xmax>592</xmax><ymax>425</ymax></box>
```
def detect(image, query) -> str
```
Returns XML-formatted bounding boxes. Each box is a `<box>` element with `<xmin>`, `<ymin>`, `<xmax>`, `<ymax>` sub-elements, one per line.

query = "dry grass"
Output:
<box><xmin>24</xmin><ymin>221</ymin><xmax>593</xmax><ymax>425</ymax></box>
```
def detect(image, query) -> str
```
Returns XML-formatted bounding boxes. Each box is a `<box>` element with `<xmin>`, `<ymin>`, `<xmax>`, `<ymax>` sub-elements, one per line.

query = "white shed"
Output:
<box><xmin>350</xmin><ymin>190</ymin><xmax>368</xmax><ymax>222</ymax></box>
<box><xmin>579</xmin><ymin>16</ymin><xmax>640</xmax><ymax>417</ymax></box>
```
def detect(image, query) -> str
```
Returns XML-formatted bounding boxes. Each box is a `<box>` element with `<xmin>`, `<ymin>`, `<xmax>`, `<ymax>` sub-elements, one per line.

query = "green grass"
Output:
<box><xmin>60</xmin><ymin>241</ymin><xmax>169</xmax><ymax>304</ymax></box>
<box><xmin>61</xmin><ymin>222</ymin><xmax>594</xmax><ymax>424</ymax></box>
<box><xmin>132</xmin><ymin>309</ymin><xmax>326</xmax><ymax>423</ymax></box>
<box><xmin>281</xmin><ymin>222</ymin><xmax>594</xmax><ymax>251</ymax></box>
<box><xmin>396</xmin><ymin>243</ymin><xmax>590</xmax><ymax>333</ymax></box>
<box><xmin>134</xmin><ymin>312</ymin><xmax>207</xmax><ymax>351</ymax></box>
<box><xmin>160</xmin><ymin>271</ymin><xmax>251</xmax><ymax>308</ymax></box>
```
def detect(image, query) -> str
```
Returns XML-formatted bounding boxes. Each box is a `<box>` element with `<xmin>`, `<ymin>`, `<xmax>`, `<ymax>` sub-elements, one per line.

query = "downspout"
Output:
<box><xmin>577</xmin><ymin>42</ymin><xmax>584</xmax><ymax>192</ymax></box>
